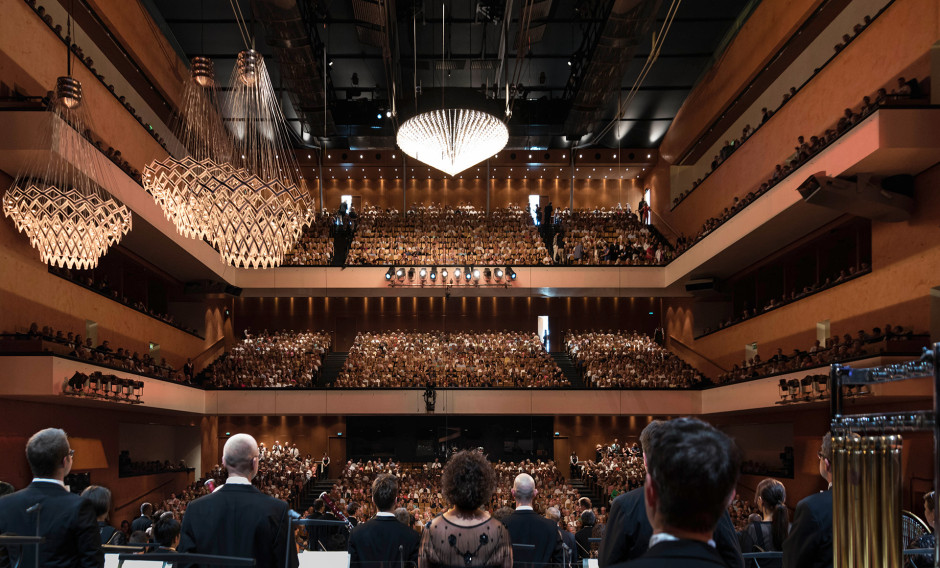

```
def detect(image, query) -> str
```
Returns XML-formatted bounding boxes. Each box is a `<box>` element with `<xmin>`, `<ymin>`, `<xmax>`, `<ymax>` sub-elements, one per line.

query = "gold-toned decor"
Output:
<box><xmin>210</xmin><ymin>49</ymin><xmax>311</xmax><ymax>269</ymax></box>
<box><xmin>2</xmin><ymin>76</ymin><xmax>131</xmax><ymax>269</ymax></box>
<box><xmin>396</xmin><ymin>108</ymin><xmax>509</xmax><ymax>176</ymax></box>
<box><xmin>143</xmin><ymin>56</ymin><xmax>231</xmax><ymax>241</ymax></box>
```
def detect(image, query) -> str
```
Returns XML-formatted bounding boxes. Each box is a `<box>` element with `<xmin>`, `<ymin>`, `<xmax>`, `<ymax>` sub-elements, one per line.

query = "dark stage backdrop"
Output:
<box><xmin>232</xmin><ymin>296</ymin><xmax>663</xmax><ymax>350</ymax></box>
<box><xmin>346</xmin><ymin>415</ymin><xmax>555</xmax><ymax>462</ymax></box>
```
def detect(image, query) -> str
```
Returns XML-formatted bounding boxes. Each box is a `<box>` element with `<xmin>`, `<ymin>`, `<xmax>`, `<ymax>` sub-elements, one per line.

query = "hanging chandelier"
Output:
<box><xmin>397</xmin><ymin>108</ymin><xmax>508</xmax><ymax>177</ymax></box>
<box><xmin>2</xmin><ymin>76</ymin><xmax>132</xmax><ymax>270</ymax></box>
<box><xmin>208</xmin><ymin>49</ymin><xmax>311</xmax><ymax>269</ymax></box>
<box><xmin>144</xmin><ymin>57</ymin><xmax>232</xmax><ymax>241</ymax></box>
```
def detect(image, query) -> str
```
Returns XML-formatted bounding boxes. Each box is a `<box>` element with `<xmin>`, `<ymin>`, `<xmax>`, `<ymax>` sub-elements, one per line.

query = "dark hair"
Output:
<box><xmin>442</xmin><ymin>450</ymin><xmax>496</xmax><ymax>511</ymax></box>
<box><xmin>81</xmin><ymin>485</ymin><xmax>112</xmax><ymax>517</ymax></box>
<box><xmin>580</xmin><ymin>510</ymin><xmax>596</xmax><ymax>527</ymax></box>
<box><xmin>646</xmin><ymin>417</ymin><xmax>742</xmax><ymax>533</ymax></box>
<box><xmin>578</xmin><ymin>496</ymin><xmax>592</xmax><ymax>510</ymax></box>
<box><xmin>925</xmin><ymin>490</ymin><xmax>935</xmax><ymax>513</ymax></box>
<box><xmin>153</xmin><ymin>517</ymin><xmax>180</xmax><ymax>548</ymax></box>
<box><xmin>128</xmin><ymin>531</ymin><xmax>150</xmax><ymax>544</ymax></box>
<box><xmin>25</xmin><ymin>428</ymin><xmax>70</xmax><ymax>478</ymax></box>
<box><xmin>141</xmin><ymin>502</ymin><xmax>153</xmax><ymax>516</ymax></box>
<box><xmin>371</xmin><ymin>474</ymin><xmax>399</xmax><ymax>511</ymax></box>
<box><xmin>493</xmin><ymin>506</ymin><xmax>514</xmax><ymax>522</ymax></box>
<box><xmin>820</xmin><ymin>432</ymin><xmax>833</xmax><ymax>462</ymax></box>
<box><xmin>347</xmin><ymin>501</ymin><xmax>360</xmax><ymax>516</ymax></box>
<box><xmin>756</xmin><ymin>478</ymin><xmax>788</xmax><ymax>549</ymax></box>
<box><xmin>0</xmin><ymin>482</ymin><xmax>15</xmax><ymax>497</ymax></box>
<box><xmin>639</xmin><ymin>420</ymin><xmax>665</xmax><ymax>457</ymax></box>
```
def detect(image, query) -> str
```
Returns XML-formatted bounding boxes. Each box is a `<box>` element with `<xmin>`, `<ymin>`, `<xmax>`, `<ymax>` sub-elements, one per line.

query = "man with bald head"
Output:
<box><xmin>178</xmin><ymin>434</ymin><xmax>298</xmax><ymax>568</ymax></box>
<box><xmin>502</xmin><ymin>473</ymin><xmax>564</xmax><ymax>567</ymax></box>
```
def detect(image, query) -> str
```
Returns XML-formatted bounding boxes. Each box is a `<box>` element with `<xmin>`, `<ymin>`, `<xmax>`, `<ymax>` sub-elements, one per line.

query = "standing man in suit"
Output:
<box><xmin>178</xmin><ymin>433</ymin><xmax>298</xmax><ymax>568</ymax></box>
<box><xmin>599</xmin><ymin>421</ymin><xmax>743</xmax><ymax>568</ymax></box>
<box><xmin>0</xmin><ymin>427</ymin><xmax>102</xmax><ymax>568</ymax></box>
<box><xmin>546</xmin><ymin>507</ymin><xmax>577</xmax><ymax>568</ymax></box>
<box><xmin>131</xmin><ymin>502</ymin><xmax>153</xmax><ymax>533</ymax></box>
<box><xmin>612</xmin><ymin>417</ymin><xmax>742</xmax><ymax>568</ymax></box>
<box><xmin>501</xmin><ymin>473</ymin><xmax>563</xmax><ymax>567</ymax></box>
<box><xmin>576</xmin><ymin>510</ymin><xmax>597</xmax><ymax>558</ymax></box>
<box><xmin>782</xmin><ymin>433</ymin><xmax>833</xmax><ymax>568</ymax></box>
<box><xmin>347</xmin><ymin>473</ymin><xmax>420</xmax><ymax>567</ymax></box>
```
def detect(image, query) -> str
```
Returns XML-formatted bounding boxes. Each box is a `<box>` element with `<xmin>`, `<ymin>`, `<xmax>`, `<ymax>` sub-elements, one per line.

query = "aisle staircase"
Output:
<box><xmin>331</xmin><ymin>233</ymin><xmax>353</xmax><ymax>266</ymax></box>
<box><xmin>297</xmin><ymin>477</ymin><xmax>339</xmax><ymax>512</ymax></box>
<box><xmin>318</xmin><ymin>352</ymin><xmax>349</xmax><ymax>386</ymax></box>
<box><xmin>568</xmin><ymin>478</ymin><xmax>609</xmax><ymax>511</ymax></box>
<box><xmin>551</xmin><ymin>352</ymin><xmax>584</xmax><ymax>387</ymax></box>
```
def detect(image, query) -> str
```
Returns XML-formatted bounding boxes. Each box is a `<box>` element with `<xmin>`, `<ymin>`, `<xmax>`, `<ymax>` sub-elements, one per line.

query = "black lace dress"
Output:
<box><xmin>419</xmin><ymin>514</ymin><xmax>512</xmax><ymax>568</ymax></box>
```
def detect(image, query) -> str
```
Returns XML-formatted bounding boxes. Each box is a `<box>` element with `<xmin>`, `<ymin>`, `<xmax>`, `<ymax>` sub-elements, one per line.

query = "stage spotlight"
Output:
<box><xmin>472</xmin><ymin>268</ymin><xmax>480</xmax><ymax>280</ymax></box>
<box><xmin>408</xmin><ymin>268</ymin><xmax>416</xmax><ymax>280</ymax></box>
<box><xmin>430</xmin><ymin>267</ymin><xmax>438</xmax><ymax>281</ymax></box>
<box><xmin>454</xmin><ymin>268</ymin><xmax>461</xmax><ymax>279</ymax></box>
<box><xmin>396</xmin><ymin>267</ymin><xmax>405</xmax><ymax>279</ymax></box>
<box><xmin>495</xmin><ymin>268</ymin><xmax>504</xmax><ymax>279</ymax></box>
<box><xmin>465</xmin><ymin>266</ymin><xmax>473</xmax><ymax>281</ymax></box>
<box><xmin>385</xmin><ymin>267</ymin><xmax>394</xmax><ymax>280</ymax></box>
<box><xmin>419</xmin><ymin>267</ymin><xmax>427</xmax><ymax>279</ymax></box>
<box><xmin>507</xmin><ymin>267</ymin><xmax>516</xmax><ymax>280</ymax></box>
<box><xmin>441</xmin><ymin>268</ymin><xmax>448</xmax><ymax>279</ymax></box>
<box><xmin>484</xmin><ymin>268</ymin><xmax>492</xmax><ymax>279</ymax></box>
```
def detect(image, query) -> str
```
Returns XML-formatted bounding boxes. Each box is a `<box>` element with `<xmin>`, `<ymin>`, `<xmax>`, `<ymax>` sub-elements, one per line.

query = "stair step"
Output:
<box><xmin>550</xmin><ymin>352</ymin><xmax>585</xmax><ymax>388</ymax></box>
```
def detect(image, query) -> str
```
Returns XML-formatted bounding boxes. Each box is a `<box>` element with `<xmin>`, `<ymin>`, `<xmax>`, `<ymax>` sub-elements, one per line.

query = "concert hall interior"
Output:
<box><xmin>0</xmin><ymin>0</ymin><xmax>938</xmax><ymax>565</ymax></box>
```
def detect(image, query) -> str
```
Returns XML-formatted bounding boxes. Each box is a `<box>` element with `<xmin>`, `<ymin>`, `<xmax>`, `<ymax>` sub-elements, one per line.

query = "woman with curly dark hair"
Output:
<box><xmin>418</xmin><ymin>450</ymin><xmax>512</xmax><ymax>568</ymax></box>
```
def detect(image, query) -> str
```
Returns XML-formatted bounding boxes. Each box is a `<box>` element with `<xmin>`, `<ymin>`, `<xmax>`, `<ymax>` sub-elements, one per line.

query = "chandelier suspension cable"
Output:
<box><xmin>229</xmin><ymin>0</ymin><xmax>253</xmax><ymax>50</ymax></box>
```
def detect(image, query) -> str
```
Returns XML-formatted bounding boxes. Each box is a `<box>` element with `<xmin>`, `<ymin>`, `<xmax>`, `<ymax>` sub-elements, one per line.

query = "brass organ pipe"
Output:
<box><xmin>833</xmin><ymin>436</ymin><xmax>846</xmax><ymax>568</ymax></box>
<box><xmin>886</xmin><ymin>436</ymin><xmax>902</xmax><ymax>568</ymax></box>
<box><xmin>848</xmin><ymin>435</ymin><xmax>861</xmax><ymax>568</ymax></box>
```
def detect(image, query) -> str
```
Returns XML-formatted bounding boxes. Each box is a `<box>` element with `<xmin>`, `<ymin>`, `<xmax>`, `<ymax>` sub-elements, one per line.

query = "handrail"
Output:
<box><xmin>113</xmin><ymin>474</ymin><xmax>189</xmax><ymax>514</ymax></box>
<box><xmin>668</xmin><ymin>336</ymin><xmax>728</xmax><ymax>375</ymax></box>
<box><xmin>193</xmin><ymin>336</ymin><xmax>227</xmax><ymax>374</ymax></box>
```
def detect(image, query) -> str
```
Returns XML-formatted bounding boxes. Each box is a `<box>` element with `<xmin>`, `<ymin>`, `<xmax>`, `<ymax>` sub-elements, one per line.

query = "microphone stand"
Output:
<box><xmin>29</xmin><ymin>503</ymin><xmax>41</xmax><ymax>568</ymax></box>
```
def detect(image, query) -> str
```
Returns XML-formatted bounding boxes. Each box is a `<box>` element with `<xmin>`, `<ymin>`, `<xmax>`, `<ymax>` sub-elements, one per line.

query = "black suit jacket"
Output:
<box><xmin>0</xmin><ymin>481</ymin><xmax>102</xmax><ymax>568</ymax></box>
<box><xmin>178</xmin><ymin>483</ymin><xmax>299</xmax><ymax>568</ymax></box>
<box><xmin>782</xmin><ymin>490</ymin><xmax>832</xmax><ymax>568</ymax></box>
<box><xmin>502</xmin><ymin>509</ymin><xmax>563</xmax><ymax>566</ymax></box>
<box><xmin>575</xmin><ymin>526</ymin><xmax>594</xmax><ymax>558</ymax></box>
<box><xmin>612</xmin><ymin>539</ymin><xmax>727</xmax><ymax>568</ymax></box>
<box><xmin>347</xmin><ymin>515</ymin><xmax>420</xmax><ymax>568</ymax></box>
<box><xmin>561</xmin><ymin>529</ymin><xmax>578</xmax><ymax>568</ymax></box>
<box><xmin>597</xmin><ymin>487</ymin><xmax>743</xmax><ymax>568</ymax></box>
<box><xmin>131</xmin><ymin>515</ymin><xmax>152</xmax><ymax>533</ymax></box>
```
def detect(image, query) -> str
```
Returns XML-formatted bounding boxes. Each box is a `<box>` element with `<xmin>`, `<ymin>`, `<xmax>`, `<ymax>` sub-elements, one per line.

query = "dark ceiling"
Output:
<box><xmin>147</xmin><ymin>0</ymin><xmax>756</xmax><ymax>151</ymax></box>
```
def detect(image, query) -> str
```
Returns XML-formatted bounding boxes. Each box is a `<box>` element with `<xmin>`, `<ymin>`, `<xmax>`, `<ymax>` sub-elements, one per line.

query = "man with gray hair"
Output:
<box><xmin>546</xmin><ymin>506</ymin><xmax>577</xmax><ymax>568</ymax></box>
<box><xmin>502</xmin><ymin>473</ymin><xmax>564</xmax><ymax>567</ymax></box>
<box><xmin>178</xmin><ymin>433</ymin><xmax>298</xmax><ymax>568</ymax></box>
<box><xmin>0</xmin><ymin>428</ymin><xmax>101</xmax><ymax>567</ymax></box>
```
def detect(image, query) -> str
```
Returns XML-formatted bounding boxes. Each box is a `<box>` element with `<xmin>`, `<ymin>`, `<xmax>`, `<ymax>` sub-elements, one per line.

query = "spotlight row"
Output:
<box><xmin>385</xmin><ymin>266</ymin><xmax>517</xmax><ymax>285</ymax></box>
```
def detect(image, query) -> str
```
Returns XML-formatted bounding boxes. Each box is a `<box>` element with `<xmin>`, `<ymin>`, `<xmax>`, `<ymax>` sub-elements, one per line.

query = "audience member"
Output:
<box><xmin>81</xmin><ymin>485</ymin><xmax>126</xmax><ymax>546</ymax></box>
<box><xmin>201</xmin><ymin>329</ymin><xmax>331</xmax><ymax>388</ymax></box>
<box><xmin>738</xmin><ymin>479</ymin><xmax>789</xmax><ymax>568</ymax></box>
<box><xmin>131</xmin><ymin>502</ymin><xmax>153</xmax><ymax>533</ymax></box>
<box><xmin>554</xmin><ymin>208</ymin><xmax>672</xmax><ymax>266</ymax></box>
<box><xmin>567</xmin><ymin>331</ymin><xmax>703</xmax><ymax>388</ymax></box>
<box><xmin>348</xmin><ymin>473</ymin><xmax>421</xmax><ymax>567</ymax></box>
<box><xmin>284</xmin><ymin>211</ymin><xmax>335</xmax><ymax>266</ymax></box>
<box><xmin>910</xmin><ymin>490</ymin><xmax>935</xmax><ymax>568</ymax></box>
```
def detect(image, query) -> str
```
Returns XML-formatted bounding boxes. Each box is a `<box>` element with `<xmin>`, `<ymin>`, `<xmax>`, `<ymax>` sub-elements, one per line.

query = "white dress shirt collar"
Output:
<box><xmin>225</xmin><ymin>476</ymin><xmax>252</xmax><ymax>485</ymax></box>
<box><xmin>31</xmin><ymin>478</ymin><xmax>65</xmax><ymax>488</ymax></box>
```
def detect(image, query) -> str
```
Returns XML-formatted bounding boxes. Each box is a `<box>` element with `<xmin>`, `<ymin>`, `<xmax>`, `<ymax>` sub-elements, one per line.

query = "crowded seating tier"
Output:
<box><xmin>335</xmin><ymin>331</ymin><xmax>566</xmax><ymax>388</ymax></box>
<box><xmin>199</xmin><ymin>330</ymin><xmax>332</xmax><ymax>388</ymax></box>
<box><xmin>551</xmin><ymin>208</ymin><xmax>673</xmax><ymax>266</ymax></box>
<box><xmin>283</xmin><ymin>212</ymin><xmax>335</xmax><ymax>266</ymax></box>
<box><xmin>566</xmin><ymin>331</ymin><xmax>705</xmax><ymax>388</ymax></box>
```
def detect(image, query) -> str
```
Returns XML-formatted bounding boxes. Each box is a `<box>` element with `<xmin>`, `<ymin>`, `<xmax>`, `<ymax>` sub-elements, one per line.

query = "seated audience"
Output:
<box><xmin>200</xmin><ymin>329</ymin><xmax>331</xmax><ymax>388</ymax></box>
<box><xmin>336</xmin><ymin>331</ymin><xmax>566</xmax><ymax>388</ymax></box>
<box><xmin>553</xmin><ymin>208</ymin><xmax>672</xmax><ymax>266</ymax></box>
<box><xmin>284</xmin><ymin>211</ymin><xmax>335</xmax><ymax>266</ymax></box>
<box><xmin>346</xmin><ymin>204</ymin><xmax>548</xmax><ymax>266</ymax></box>
<box><xmin>566</xmin><ymin>331</ymin><xmax>704</xmax><ymax>388</ymax></box>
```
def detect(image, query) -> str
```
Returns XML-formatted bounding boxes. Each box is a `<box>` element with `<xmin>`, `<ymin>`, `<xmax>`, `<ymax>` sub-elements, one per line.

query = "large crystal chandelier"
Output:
<box><xmin>143</xmin><ymin>57</ymin><xmax>232</xmax><ymax>241</ymax></box>
<box><xmin>2</xmin><ymin>76</ymin><xmax>132</xmax><ymax>269</ymax></box>
<box><xmin>211</xmin><ymin>49</ymin><xmax>312</xmax><ymax>269</ymax></box>
<box><xmin>396</xmin><ymin>108</ymin><xmax>509</xmax><ymax>176</ymax></box>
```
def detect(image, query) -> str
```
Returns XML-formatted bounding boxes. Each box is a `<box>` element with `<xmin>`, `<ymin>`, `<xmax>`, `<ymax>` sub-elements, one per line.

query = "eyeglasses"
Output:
<box><xmin>68</xmin><ymin>449</ymin><xmax>75</xmax><ymax>458</ymax></box>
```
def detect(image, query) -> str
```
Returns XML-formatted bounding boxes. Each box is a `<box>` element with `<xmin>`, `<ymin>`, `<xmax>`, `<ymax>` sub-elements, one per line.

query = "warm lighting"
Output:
<box><xmin>397</xmin><ymin>109</ymin><xmax>508</xmax><ymax>176</ymax></box>
<box><xmin>3</xmin><ymin>76</ymin><xmax>131</xmax><ymax>270</ymax></box>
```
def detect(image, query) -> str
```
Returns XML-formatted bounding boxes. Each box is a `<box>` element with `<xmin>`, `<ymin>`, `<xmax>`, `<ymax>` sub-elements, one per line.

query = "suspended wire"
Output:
<box><xmin>229</xmin><ymin>0</ymin><xmax>253</xmax><ymax>51</ymax></box>
<box><xmin>579</xmin><ymin>0</ymin><xmax>682</xmax><ymax>147</ymax></box>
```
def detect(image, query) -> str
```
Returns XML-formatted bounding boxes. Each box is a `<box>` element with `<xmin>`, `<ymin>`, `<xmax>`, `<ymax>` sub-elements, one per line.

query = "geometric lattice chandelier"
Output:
<box><xmin>213</xmin><ymin>49</ymin><xmax>311</xmax><ymax>269</ymax></box>
<box><xmin>397</xmin><ymin>108</ymin><xmax>508</xmax><ymax>177</ymax></box>
<box><xmin>2</xmin><ymin>76</ymin><xmax>132</xmax><ymax>269</ymax></box>
<box><xmin>144</xmin><ymin>57</ymin><xmax>231</xmax><ymax>241</ymax></box>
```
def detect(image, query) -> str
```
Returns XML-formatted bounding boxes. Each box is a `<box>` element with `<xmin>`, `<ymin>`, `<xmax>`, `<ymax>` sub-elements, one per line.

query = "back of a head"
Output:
<box><xmin>0</xmin><ymin>481</ymin><xmax>14</xmax><ymax>497</ymax></box>
<box><xmin>578</xmin><ymin>496</ymin><xmax>592</xmax><ymax>510</ymax></box>
<box><xmin>25</xmin><ymin>428</ymin><xmax>70</xmax><ymax>478</ymax></box>
<box><xmin>393</xmin><ymin>507</ymin><xmax>410</xmax><ymax>526</ymax></box>
<box><xmin>638</xmin><ymin>420</ymin><xmax>665</xmax><ymax>459</ymax></box>
<box><xmin>153</xmin><ymin>516</ymin><xmax>180</xmax><ymax>548</ymax></box>
<box><xmin>223</xmin><ymin>433</ymin><xmax>259</xmax><ymax>476</ymax></box>
<box><xmin>545</xmin><ymin>506</ymin><xmax>561</xmax><ymax>523</ymax></box>
<box><xmin>81</xmin><ymin>485</ymin><xmax>112</xmax><ymax>518</ymax></box>
<box><xmin>513</xmin><ymin>473</ymin><xmax>536</xmax><ymax>504</ymax></box>
<box><xmin>128</xmin><ymin>531</ymin><xmax>150</xmax><ymax>545</ymax></box>
<box><xmin>141</xmin><ymin>502</ymin><xmax>153</xmax><ymax>516</ymax></box>
<box><xmin>442</xmin><ymin>450</ymin><xmax>496</xmax><ymax>512</ymax></box>
<box><xmin>371</xmin><ymin>474</ymin><xmax>399</xmax><ymax>512</ymax></box>
<box><xmin>646</xmin><ymin>417</ymin><xmax>742</xmax><ymax>534</ymax></box>
<box><xmin>581</xmin><ymin>509</ymin><xmax>596</xmax><ymax>528</ymax></box>
<box><xmin>756</xmin><ymin>478</ymin><xmax>788</xmax><ymax>550</ymax></box>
